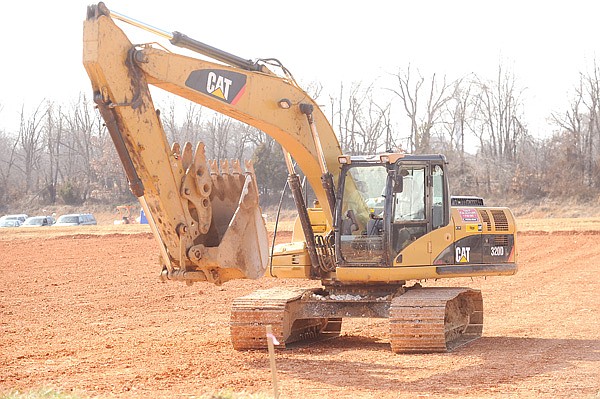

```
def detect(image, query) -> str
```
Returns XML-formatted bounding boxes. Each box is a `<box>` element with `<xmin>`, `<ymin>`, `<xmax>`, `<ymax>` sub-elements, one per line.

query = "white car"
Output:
<box><xmin>54</xmin><ymin>213</ymin><xmax>97</xmax><ymax>226</ymax></box>
<box><xmin>0</xmin><ymin>214</ymin><xmax>28</xmax><ymax>224</ymax></box>
<box><xmin>22</xmin><ymin>216</ymin><xmax>54</xmax><ymax>227</ymax></box>
<box><xmin>0</xmin><ymin>219</ymin><xmax>22</xmax><ymax>227</ymax></box>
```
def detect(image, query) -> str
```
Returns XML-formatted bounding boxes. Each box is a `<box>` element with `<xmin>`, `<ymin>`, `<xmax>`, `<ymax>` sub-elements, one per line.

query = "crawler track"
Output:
<box><xmin>389</xmin><ymin>287</ymin><xmax>483</xmax><ymax>353</ymax></box>
<box><xmin>230</xmin><ymin>287</ymin><xmax>341</xmax><ymax>349</ymax></box>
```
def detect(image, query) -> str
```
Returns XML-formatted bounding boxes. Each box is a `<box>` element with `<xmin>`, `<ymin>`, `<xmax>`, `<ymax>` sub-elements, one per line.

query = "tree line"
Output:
<box><xmin>1</xmin><ymin>60</ymin><xmax>600</xmax><ymax>213</ymax></box>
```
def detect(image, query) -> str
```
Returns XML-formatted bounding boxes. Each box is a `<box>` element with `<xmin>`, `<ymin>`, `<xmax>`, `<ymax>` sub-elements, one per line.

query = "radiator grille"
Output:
<box><xmin>494</xmin><ymin>235</ymin><xmax>509</xmax><ymax>246</ymax></box>
<box><xmin>491</xmin><ymin>210</ymin><xmax>509</xmax><ymax>231</ymax></box>
<box><xmin>478</xmin><ymin>210</ymin><xmax>492</xmax><ymax>231</ymax></box>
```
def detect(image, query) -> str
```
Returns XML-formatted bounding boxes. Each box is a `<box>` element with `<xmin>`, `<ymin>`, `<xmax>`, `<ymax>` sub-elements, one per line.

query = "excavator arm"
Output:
<box><xmin>83</xmin><ymin>4</ymin><xmax>344</xmax><ymax>284</ymax></box>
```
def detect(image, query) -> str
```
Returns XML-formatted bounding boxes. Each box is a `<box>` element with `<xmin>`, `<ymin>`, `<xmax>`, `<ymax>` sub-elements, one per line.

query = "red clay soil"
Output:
<box><xmin>1</xmin><ymin>230</ymin><xmax>599</xmax><ymax>398</ymax></box>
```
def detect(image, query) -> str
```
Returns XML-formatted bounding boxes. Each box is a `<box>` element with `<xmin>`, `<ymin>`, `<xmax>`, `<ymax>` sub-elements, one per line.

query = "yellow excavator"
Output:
<box><xmin>83</xmin><ymin>3</ymin><xmax>517</xmax><ymax>353</ymax></box>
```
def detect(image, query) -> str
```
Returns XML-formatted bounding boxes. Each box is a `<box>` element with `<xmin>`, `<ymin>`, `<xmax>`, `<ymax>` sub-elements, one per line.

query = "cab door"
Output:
<box><xmin>391</xmin><ymin>162</ymin><xmax>451</xmax><ymax>266</ymax></box>
<box><xmin>428</xmin><ymin>163</ymin><xmax>454</xmax><ymax>264</ymax></box>
<box><xmin>390</xmin><ymin>164</ymin><xmax>430</xmax><ymax>266</ymax></box>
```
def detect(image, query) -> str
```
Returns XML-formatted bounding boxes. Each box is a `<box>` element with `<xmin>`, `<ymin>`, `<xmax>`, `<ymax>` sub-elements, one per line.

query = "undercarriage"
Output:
<box><xmin>230</xmin><ymin>285</ymin><xmax>483</xmax><ymax>353</ymax></box>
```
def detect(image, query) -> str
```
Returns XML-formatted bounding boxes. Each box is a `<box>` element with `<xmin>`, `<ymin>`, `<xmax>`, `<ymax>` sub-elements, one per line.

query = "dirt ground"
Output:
<box><xmin>1</xmin><ymin>219</ymin><xmax>599</xmax><ymax>399</ymax></box>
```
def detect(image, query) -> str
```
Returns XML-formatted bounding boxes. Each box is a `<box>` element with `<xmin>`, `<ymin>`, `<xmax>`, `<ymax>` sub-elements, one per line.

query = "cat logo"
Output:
<box><xmin>185</xmin><ymin>69</ymin><xmax>247</xmax><ymax>105</ymax></box>
<box><xmin>455</xmin><ymin>246</ymin><xmax>471</xmax><ymax>263</ymax></box>
<box><xmin>206</xmin><ymin>72</ymin><xmax>233</xmax><ymax>100</ymax></box>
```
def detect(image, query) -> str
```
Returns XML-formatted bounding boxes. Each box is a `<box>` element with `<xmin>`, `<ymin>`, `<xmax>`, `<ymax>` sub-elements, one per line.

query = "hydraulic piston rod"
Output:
<box><xmin>95</xmin><ymin>2</ymin><xmax>262</xmax><ymax>71</ymax></box>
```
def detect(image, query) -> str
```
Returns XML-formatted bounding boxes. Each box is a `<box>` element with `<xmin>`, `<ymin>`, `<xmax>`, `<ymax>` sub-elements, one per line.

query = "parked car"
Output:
<box><xmin>22</xmin><ymin>216</ymin><xmax>54</xmax><ymax>227</ymax></box>
<box><xmin>0</xmin><ymin>219</ymin><xmax>22</xmax><ymax>227</ymax></box>
<box><xmin>0</xmin><ymin>214</ymin><xmax>28</xmax><ymax>223</ymax></box>
<box><xmin>54</xmin><ymin>213</ymin><xmax>97</xmax><ymax>226</ymax></box>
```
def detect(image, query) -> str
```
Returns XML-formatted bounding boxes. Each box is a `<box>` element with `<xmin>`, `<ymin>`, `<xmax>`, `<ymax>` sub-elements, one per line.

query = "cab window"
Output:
<box><xmin>339</xmin><ymin>165</ymin><xmax>387</xmax><ymax>264</ymax></box>
<box><xmin>432</xmin><ymin>164</ymin><xmax>445</xmax><ymax>229</ymax></box>
<box><xmin>393</xmin><ymin>167</ymin><xmax>425</xmax><ymax>222</ymax></box>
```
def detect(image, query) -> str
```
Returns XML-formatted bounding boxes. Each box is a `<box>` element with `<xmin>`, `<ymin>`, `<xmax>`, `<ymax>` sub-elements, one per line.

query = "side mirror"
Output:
<box><xmin>393</xmin><ymin>173</ymin><xmax>404</xmax><ymax>193</ymax></box>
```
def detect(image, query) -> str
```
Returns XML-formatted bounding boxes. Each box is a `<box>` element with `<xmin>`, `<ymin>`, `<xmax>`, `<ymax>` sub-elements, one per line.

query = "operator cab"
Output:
<box><xmin>334</xmin><ymin>153</ymin><xmax>450</xmax><ymax>267</ymax></box>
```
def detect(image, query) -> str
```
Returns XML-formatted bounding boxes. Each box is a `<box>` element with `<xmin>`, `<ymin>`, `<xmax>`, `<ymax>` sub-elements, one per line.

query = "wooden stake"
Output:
<box><xmin>266</xmin><ymin>325</ymin><xmax>279</xmax><ymax>399</ymax></box>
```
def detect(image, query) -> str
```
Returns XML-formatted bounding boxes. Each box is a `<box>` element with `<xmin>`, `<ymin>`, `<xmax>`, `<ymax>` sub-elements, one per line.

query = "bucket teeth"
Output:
<box><xmin>181</xmin><ymin>142</ymin><xmax>193</xmax><ymax>171</ymax></box>
<box><xmin>171</xmin><ymin>142</ymin><xmax>181</xmax><ymax>159</ymax></box>
<box><xmin>244</xmin><ymin>159</ymin><xmax>255</xmax><ymax>174</ymax></box>
<box><xmin>220</xmin><ymin>159</ymin><xmax>230</xmax><ymax>174</ymax></box>
<box><xmin>209</xmin><ymin>159</ymin><xmax>219</xmax><ymax>175</ymax></box>
<box><xmin>208</xmin><ymin>158</ymin><xmax>245</xmax><ymax>202</ymax></box>
<box><xmin>231</xmin><ymin>159</ymin><xmax>242</xmax><ymax>175</ymax></box>
<box><xmin>210</xmin><ymin>174</ymin><xmax>225</xmax><ymax>201</ymax></box>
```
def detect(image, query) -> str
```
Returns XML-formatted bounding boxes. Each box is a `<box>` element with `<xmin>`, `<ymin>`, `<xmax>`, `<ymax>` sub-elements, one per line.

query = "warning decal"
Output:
<box><xmin>458</xmin><ymin>208</ymin><xmax>480</xmax><ymax>222</ymax></box>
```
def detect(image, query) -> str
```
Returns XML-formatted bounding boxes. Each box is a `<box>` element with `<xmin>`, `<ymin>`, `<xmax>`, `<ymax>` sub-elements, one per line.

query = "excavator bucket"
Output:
<box><xmin>151</xmin><ymin>141</ymin><xmax>269</xmax><ymax>286</ymax></box>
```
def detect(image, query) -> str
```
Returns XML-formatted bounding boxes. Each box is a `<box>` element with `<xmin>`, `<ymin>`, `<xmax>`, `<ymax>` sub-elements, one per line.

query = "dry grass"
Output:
<box><xmin>0</xmin><ymin>224</ymin><xmax>151</xmax><ymax>241</ymax></box>
<box><xmin>516</xmin><ymin>217</ymin><xmax>600</xmax><ymax>232</ymax></box>
<box><xmin>0</xmin><ymin>389</ymin><xmax>85</xmax><ymax>399</ymax></box>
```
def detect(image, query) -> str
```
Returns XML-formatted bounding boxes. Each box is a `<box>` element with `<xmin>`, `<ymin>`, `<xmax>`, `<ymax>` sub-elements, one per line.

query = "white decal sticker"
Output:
<box><xmin>206</xmin><ymin>72</ymin><xmax>233</xmax><ymax>101</ymax></box>
<box><xmin>491</xmin><ymin>246</ymin><xmax>505</xmax><ymax>256</ymax></box>
<box><xmin>455</xmin><ymin>246</ymin><xmax>471</xmax><ymax>263</ymax></box>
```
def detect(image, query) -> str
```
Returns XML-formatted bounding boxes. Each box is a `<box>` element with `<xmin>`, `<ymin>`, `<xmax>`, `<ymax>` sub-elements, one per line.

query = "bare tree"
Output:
<box><xmin>229</xmin><ymin>121</ymin><xmax>257</xmax><ymax>160</ymax></box>
<box><xmin>442</xmin><ymin>77</ymin><xmax>472</xmax><ymax>156</ymax></box>
<box><xmin>550</xmin><ymin>59</ymin><xmax>600</xmax><ymax>189</ymax></box>
<box><xmin>579</xmin><ymin>61</ymin><xmax>600</xmax><ymax>187</ymax></box>
<box><xmin>0</xmin><ymin>130</ymin><xmax>20</xmax><ymax>206</ymax></box>
<box><xmin>550</xmin><ymin>79</ymin><xmax>586</xmax><ymax>185</ymax></box>
<box><xmin>17</xmin><ymin>102</ymin><xmax>47</xmax><ymax>194</ymax></box>
<box><xmin>437</xmin><ymin>76</ymin><xmax>479</xmax><ymax>194</ymax></box>
<box><xmin>244</xmin><ymin>124</ymin><xmax>269</xmax><ymax>148</ymax></box>
<box><xmin>330</xmin><ymin>82</ymin><xmax>393</xmax><ymax>154</ymax></box>
<box><xmin>204</xmin><ymin>113</ymin><xmax>232</xmax><ymax>160</ymax></box>
<box><xmin>43</xmin><ymin>102</ymin><xmax>62</xmax><ymax>204</ymax></box>
<box><xmin>58</xmin><ymin>94</ymin><xmax>106</xmax><ymax>203</ymax></box>
<box><xmin>305</xmin><ymin>81</ymin><xmax>323</xmax><ymax>102</ymax></box>
<box><xmin>160</xmin><ymin>101</ymin><xmax>204</xmax><ymax>144</ymax></box>
<box><xmin>391</xmin><ymin>66</ymin><xmax>421</xmax><ymax>151</ymax></box>
<box><xmin>203</xmin><ymin>114</ymin><xmax>255</xmax><ymax>161</ymax></box>
<box><xmin>391</xmin><ymin>66</ymin><xmax>455</xmax><ymax>153</ymax></box>
<box><xmin>472</xmin><ymin>65</ymin><xmax>526</xmax><ymax>161</ymax></box>
<box><xmin>0</xmin><ymin>104</ymin><xmax>13</xmax><ymax>206</ymax></box>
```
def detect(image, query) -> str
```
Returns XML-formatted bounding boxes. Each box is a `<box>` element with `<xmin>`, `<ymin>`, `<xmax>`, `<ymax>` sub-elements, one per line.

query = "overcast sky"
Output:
<box><xmin>1</xmin><ymin>1</ymin><xmax>598</xmax><ymax>147</ymax></box>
